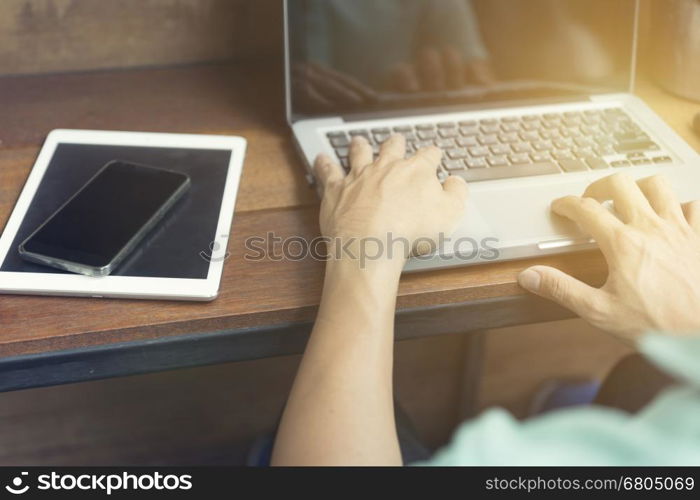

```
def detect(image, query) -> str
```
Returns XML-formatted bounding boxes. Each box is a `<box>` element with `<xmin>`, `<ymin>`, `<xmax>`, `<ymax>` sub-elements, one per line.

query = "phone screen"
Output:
<box><xmin>20</xmin><ymin>161</ymin><xmax>190</xmax><ymax>270</ymax></box>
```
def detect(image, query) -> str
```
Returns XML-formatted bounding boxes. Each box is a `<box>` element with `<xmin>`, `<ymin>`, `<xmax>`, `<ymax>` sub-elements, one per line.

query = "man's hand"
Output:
<box><xmin>314</xmin><ymin>134</ymin><xmax>468</xmax><ymax>264</ymax></box>
<box><xmin>272</xmin><ymin>135</ymin><xmax>468</xmax><ymax>466</ymax></box>
<box><xmin>519</xmin><ymin>173</ymin><xmax>700</xmax><ymax>341</ymax></box>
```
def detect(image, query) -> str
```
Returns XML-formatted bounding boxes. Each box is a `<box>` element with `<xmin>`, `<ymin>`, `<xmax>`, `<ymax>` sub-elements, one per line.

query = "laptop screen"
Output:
<box><xmin>286</xmin><ymin>0</ymin><xmax>637</xmax><ymax>121</ymax></box>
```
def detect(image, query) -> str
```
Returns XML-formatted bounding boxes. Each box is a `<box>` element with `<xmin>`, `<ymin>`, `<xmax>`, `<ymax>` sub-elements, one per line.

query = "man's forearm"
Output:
<box><xmin>271</xmin><ymin>258</ymin><xmax>404</xmax><ymax>466</ymax></box>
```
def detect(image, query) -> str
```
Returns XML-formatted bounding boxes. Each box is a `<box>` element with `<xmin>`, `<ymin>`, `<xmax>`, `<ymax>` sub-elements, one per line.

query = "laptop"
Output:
<box><xmin>284</xmin><ymin>0</ymin><xmax>700</xmax><ymax>271</ymax></box>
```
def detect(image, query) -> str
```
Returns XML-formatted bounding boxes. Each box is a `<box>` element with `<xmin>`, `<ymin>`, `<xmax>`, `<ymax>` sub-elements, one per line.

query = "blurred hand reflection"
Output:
<box><xmin>292</xmin><ymin>47</ymin><xmax>496</xmax><ymax>113</ymax></box>
<box><xmin>292</xmin><ymin>0</ymin><xmax>495</xmax><ymax>111</ymax></box>
<box><xmin>386</xmin><ymin>46</ymin><xmax>495</xmax><ymax>92</ymax></box>
<box><xmin>291</xmin><ymin>62</ymin><xmax>379</xmax><ymax>113</ymax></box>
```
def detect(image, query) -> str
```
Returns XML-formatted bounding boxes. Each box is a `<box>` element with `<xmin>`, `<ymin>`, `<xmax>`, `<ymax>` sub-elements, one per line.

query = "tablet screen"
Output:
<box><xmin>1</xmin><ymin>143</ymin><xmax>231</xmax><ymax>279</ymax></box>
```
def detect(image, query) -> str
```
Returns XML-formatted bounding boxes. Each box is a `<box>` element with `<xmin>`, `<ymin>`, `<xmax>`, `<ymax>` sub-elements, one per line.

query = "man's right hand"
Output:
<box><xmin>518</xmin><ymin>173</ymin><xmax>700</xmax><ymax>342</ymax></box>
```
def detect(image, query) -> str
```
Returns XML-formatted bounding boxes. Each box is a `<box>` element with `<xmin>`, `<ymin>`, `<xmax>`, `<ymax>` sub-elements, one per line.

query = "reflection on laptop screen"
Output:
<box><xmin>287</xmin><ymin>0</ymin><xmax>637</xmax><ymax>120</ymax></box>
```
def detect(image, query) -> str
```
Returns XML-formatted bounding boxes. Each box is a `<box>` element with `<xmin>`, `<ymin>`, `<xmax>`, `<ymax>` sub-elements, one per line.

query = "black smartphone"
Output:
<box><xmin>18</xmin><ymin>160</ymin><xmax>191</xmax><ymax>276</ymax></box>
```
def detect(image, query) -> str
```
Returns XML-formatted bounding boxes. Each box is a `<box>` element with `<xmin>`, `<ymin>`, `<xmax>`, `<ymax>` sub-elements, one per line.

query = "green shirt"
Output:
<box><xmin>427</xmin><ymin>334</ymin><xmax>700</xmax><ymax>465</ymax></box>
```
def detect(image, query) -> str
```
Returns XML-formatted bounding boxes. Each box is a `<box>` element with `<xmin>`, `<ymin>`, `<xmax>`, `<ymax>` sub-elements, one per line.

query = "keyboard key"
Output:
<box><xmin>585</xmin><ymin>157</ymin><xmax>609</xmax><ymax>170</ymax></box>
<box><xmin>604</xmin><ymin>108</ymin><xmax>626</xmax><ymax>116</ymax></box>
<box><xmin>512</xmin><ymin>143</ymin><xmax>533</xmax><ymax>154</ymax></box>
<box><xmin>457</xmin><ymin>136</ymin><xmax>478</xmax><ymax>147</ymax></box>
<box><xmin>374</xmin><ymin>133</ymin><xmax>391</xmax><ymax>144</ymax></box>
<box><xmin>393</xmin><ymin>126</ymin><xmax>413</xmax><ymax>133</ymax></box>
<box><xmin>522</xmin><ymin>115</ymin><xmax>540</xmax><ymax>121</ymax></box>
<box><xmin>415</xmin><ymin>140</ymin><xmax>434</xmax><ymax>149</ymax></box>
<box><xmin>329</xmin><ymin>135</ymin><xmax>350</xmax><ymax>147</ymax></box>
<box><xmin>596</xmin><ymin>146</ymin><xmax>616</xmax><ymax>156</ymax></box>
<box><xmin>469</xmin><ymin>146</ymin><xmax>490</xmax><ymax>157</ymax></box>
<box><xmin>533</xmin><ymin>141</ymin><xmax>553</xmax><ymax>151</ymax></box>
<box><xmin>478</xmin><ymin>135</ymin><xmax>499</xmax><ymax>145</ymax></box>
<box><xmin>652</xmin><ymin>156</ymin><xmax>673</xmax><ymax>164</ymax></box>
<box><xmin>509</xmin><ymin>154</ymin><xmax>531</xmax><ymax>164</ymax></box>
<box><xmin>599</xmin><ymin>123</ymin><xmax>615</xmax><ymax>134</ymax></box>
<box><xmin>559</xmin><ymin>128</ymin><xmax>580</xmax><ymax>138</ymax></box>
<box><xmin>371</xmin><ymin>127</ymin><xmax>391</xmax><ymax>135</ymax></box>
<box><xmin>456</xmin><ymin>162</ymin><xmax>561</xmax><ymax>182</ymax></box>
<box><xmin>480</xmin><ymin>118</ymin><xmax>498</xmax><ymax>125</ymax></box>
<box><xmin>349</xmin><ymin>130</ymin><xmax>372</xmax><ymax>143</ymax></box>
<box><xmin>416</xmin><ymin>124</ymin><xmax>435</xmax><ymax>131</ymax></box>
<box><xmin>487</xmin><ymin>156</ymin><xmax>509</xmax><ymax>167</ymax></box>
<box><xmin>553</xmin><ymin>139</ymin><xmax>572</xmax><ymax>149</ymax></box>
<box><xmin>435</xmin><ymin>138</ymin><xmax>455</xmax><ymax>149</ymax></box>
<box><xmin>574</xmin><ymin>137</ymin><xmax>593</xmax><ymax>148</ymax></box>
<box><xmin>438</xmin><ymin>122</ymin><xmax>457</xmax><ymax>129</ymax></box>
<box><xmin>558</xmin><ymin>159</ymin><xmax>588</xmax><ymax>172</ymax></box>
<box><xmin>447</xmin><ymin>148</ymin><xmax>469</xmax><ymax>159</ymax></box>
<box><xmin>521</xmin><ymin>122</ymin><xmax>541</xmax><ymax>131</ymax></box>
<box><xmin>499</xmin><ymin>132</ymin><xmax>520</xmax><ymax>143</ymax></box>
<box><xmin>552</xmin><ymin>151</ymin><xmax>575</xmax><ymax>160</ymax></box>
<box><xmin>614</xmin><ymin>131</ymin><xmax>643</xmax><ymax>142</ymax></box>
<box><xmin>614</xmin><ymin>141</ymin><xmax>660</xmax><ymax>153</ymax></box>
<box><xmin>611</xmin><ymin>160</ymin><xmax>632</xmax><ymax>168</ymax></box>
<box><xmin>501</xmin><ymin>116</ymin><xmax>520</xmax><ymax>123</ymax></box>
<box><xmin>530</xmin><ymin>152</ymin><xmax>551</xmax><ymax>162</ymax></box>
<box><xmin>520</xmin><ymin>131</ymin><xmax>540</xmax><ymax>142</ymax></box>
<box><xmin>490</xmin><ymin>144</ymin><xmax>511</xmax><ymax>155</ymax></box>
<box><xmin>327</xmin><ymin>131</ymin><xmax>347</xmax><ymax>139</ymax></box>
<box><xmin>540</xmin><ymin>129</ymin><xmax>560</xmax><ymax>140</ymax></box>
<box><xmin>631</xmin><ymin>158</ymin><xmax>652</xmax><ymax>165</ymax></box>
<box><xmin>574</xmin><ymin>148</ymin><xmax>595</xmax><ymax>158</ymax></box>
<box><xmin>465</xmin><ymin>158</ymin><xmax>487</xmax><ymax>169</ymax></box>
<box><xmin>443</xmin><ymin>159</ymin><xmax>465</xmax><ymax>171</ymax></box>
<box><xmin>349</xmin><ymin>129</ymin><xmax>369</xmax><ymax>136</ymax></box>
<box><xmin>563</xmin><ymin>118</ymin><xmax>582</xmax><ymax>127</ymax></box>
<box><xmin>501</xmin><ymin>123</ymin><xmax>520</xmax><ymax>132</ymax></box>
<box><xmin>417</xmin><ymin>130</ymin><xmax>437</xmax><ymax>140</ymax></box>
<box><xmin>334</xmin><ymin>147</ymin><xmax>349</xmax><ymax>158</ymax></box>
<box><xmin>603</xmin><ymin>115</ymin><xmax>623</xmax><ymax>125</ymax></box>
<box><xmin>439</xmin><ymin>128</ymin><xmax>459</xmax><ymax>138</ymax></box>
<box><xmin>580</xmin><ymin>125</ymin><xmax>599</xmax><ymax>136</ymax></box>
<box><xmin>481</xmin><ymin>125</ymin><xmax>500</xmax><ymax>134</ymax></box>
<box><xmin>340</xmin><ymin>158</ymin><xmax>350</xmax><ymax>171</ymax></box>
<box><xmin>459</xmin><ymin>120</ymin><xmax>477</xmax><ymax>127</ymax></box>
<box><xmin>593</xmin><ymin>136</ymin><xmax>614</xmax><ymax>145</ymax></box>
<box><xmin>460</xmin><ymin>126</ymin><xmax>479</xmax><ymax>136</ymax></box>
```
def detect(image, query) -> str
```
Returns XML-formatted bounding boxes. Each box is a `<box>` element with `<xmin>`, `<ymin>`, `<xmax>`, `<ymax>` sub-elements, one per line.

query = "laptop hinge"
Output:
<box><xmin>338</xmin><ymin>95</ymin><xmax>593</xmax><ymax>123</ymax></box>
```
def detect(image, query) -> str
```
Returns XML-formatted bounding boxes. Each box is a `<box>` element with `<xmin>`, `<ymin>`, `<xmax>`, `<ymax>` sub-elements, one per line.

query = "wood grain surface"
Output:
<box><xmin>0</xmin><ymin>59</ymin><xmax>698</xmax><ymax>359</ymax></box>
<box><xmin>0</xmin><ymin>0</ymin><xmax>282</xmax><ymax>76</ymax></box>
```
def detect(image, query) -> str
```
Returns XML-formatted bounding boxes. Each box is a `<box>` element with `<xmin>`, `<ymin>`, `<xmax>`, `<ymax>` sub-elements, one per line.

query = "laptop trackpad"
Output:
<box><xmin>466</xmin><ymin>178</ymin><xmax>593</xmax><ymax>246</ymax></box>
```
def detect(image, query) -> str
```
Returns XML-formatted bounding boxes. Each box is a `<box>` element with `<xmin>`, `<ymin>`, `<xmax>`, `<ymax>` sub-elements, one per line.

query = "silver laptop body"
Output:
<box><xmin>284</xmin><ymin>0</ymin><xmax>700</xmax><ymax>271</ymax></box>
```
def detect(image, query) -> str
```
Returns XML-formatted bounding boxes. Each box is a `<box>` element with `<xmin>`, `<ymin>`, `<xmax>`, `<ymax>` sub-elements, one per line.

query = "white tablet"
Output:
<box><xmin>0</xmin><ymin>129</ymin><xmax>246</xmax><ymax>301</ymax></box>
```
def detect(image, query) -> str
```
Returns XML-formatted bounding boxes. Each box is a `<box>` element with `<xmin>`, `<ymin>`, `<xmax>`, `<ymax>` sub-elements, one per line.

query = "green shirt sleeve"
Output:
<box><xmin>422</xmin><ymin>334</ymin><xmax>700</xmax><ymax>466</ymax></box>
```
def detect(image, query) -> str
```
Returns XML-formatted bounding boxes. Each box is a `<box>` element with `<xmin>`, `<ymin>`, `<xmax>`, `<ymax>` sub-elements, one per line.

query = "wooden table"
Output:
<box><xmin>1</xmin><ymin>60</ymin><xmax>698</xmax><ymax>391</ymax></box>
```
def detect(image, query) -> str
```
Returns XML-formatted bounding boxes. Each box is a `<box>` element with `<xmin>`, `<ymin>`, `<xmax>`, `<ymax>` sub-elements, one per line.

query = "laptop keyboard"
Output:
<box><xmin>325</xmin><ymin>108</ymin><xmax>673</xmax><ymax>183</ymax></box>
